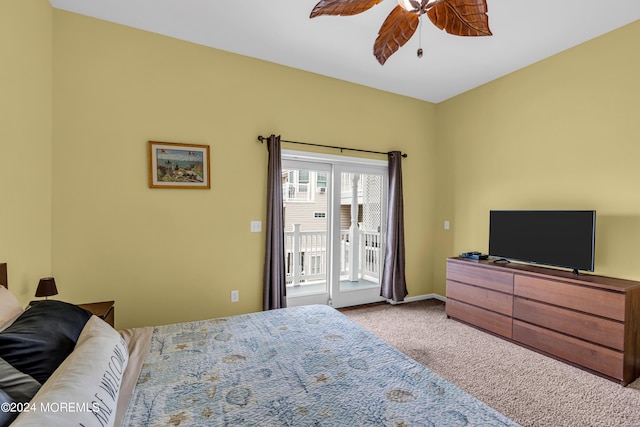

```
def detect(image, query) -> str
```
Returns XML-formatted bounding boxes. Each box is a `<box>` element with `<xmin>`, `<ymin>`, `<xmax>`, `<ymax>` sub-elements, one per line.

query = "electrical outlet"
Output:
<box><xmin>250</xmin><ymin>221</ymin><xmax>262</xmax><ymax>232</ymax></box>
<box><xmin>231</xmin><ymin>290</ymin><xmax>239</xmax><ymax>302</ymax></box>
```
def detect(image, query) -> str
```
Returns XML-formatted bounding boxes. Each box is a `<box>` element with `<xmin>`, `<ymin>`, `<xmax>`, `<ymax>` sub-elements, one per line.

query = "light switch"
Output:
<box><xmin>250</xmin><ymin>221</ymin><xmax>262</xmax><ymax>232</ymax></box>
<box><xmin>444</xmin><ymin>220</ymin><xmax>450</xmax><ymax>230</ymax></box>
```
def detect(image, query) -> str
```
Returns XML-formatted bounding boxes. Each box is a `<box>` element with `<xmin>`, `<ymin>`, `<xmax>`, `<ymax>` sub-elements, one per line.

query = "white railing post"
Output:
<box><xmin>359</xmin><ymin>228</ymin><xmax>365</xmax><ymax>277</ymax></box>
<box><xmin>340</xmin><ymin>231</ymin><xmax>348</xmax><ymax>276</ymax></box>
<box><xmin>349</xmin><ymin>174</ymin><xmax>360</xmax><ymax>281</ymax></box>
<box><xmin>292</xmin><ymin>224</ymin><xmax>301</xmax><ymax>286</ymax></box>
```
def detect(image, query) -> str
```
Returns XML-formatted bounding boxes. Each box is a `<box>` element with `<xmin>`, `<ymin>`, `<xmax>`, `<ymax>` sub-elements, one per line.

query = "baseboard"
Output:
<box><xmin>387</xmin><ymin>293</ymin><xmax>446</xmax><ymax>305</ymax></box>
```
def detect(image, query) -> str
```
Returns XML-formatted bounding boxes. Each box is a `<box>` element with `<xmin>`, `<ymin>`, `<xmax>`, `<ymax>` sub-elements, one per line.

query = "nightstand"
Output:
<box><xmin>77</xmin><ymin>301</ymin><xmax>115</xmax><ymax>327</ymax></box>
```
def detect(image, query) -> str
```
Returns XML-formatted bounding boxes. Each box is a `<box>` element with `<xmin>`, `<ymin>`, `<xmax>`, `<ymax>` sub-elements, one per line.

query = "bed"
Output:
<box><xmin>0</xmin><ymin>267</ymin><xmax>520</xmax><ymax>426</ymax></box>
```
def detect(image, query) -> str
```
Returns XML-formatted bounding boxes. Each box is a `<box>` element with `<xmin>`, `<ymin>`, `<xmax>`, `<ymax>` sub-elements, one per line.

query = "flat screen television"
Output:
<box><xmin>489</xmin><ymin>210</ymin><xmax>596</xmax><ymax>273</ymax></box>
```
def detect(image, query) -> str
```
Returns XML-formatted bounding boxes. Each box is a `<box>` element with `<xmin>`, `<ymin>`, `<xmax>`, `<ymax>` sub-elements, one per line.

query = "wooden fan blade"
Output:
<box><xmin>310</xmin><ymin>0</ymin><xmax>384</xmax><ymax>18</ymax></box>
<box><xmin>427</xmin><ymin>0</ymin><xmax>492</xmax><ymax>36</ymax></box>
<box><xmin>374</xmin><ymin>6</ymin><xmax>420</xmax><ymax>65</ymax></box>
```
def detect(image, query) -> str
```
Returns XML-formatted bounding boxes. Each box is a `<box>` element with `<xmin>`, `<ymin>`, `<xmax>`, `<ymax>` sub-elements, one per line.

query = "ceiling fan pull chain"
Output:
<box><xmin>417</xmin><ymin>13</ymin><xmax>424</xmax><ymax>58</ymax></box>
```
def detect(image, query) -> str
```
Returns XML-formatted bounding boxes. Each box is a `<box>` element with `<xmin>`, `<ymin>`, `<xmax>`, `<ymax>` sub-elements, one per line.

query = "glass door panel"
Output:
<box><xmin>331</xmin><ymin>165</ymin><xmax>387</xmax><ymax>308</ymax></box>
<box><xmin>282</xmin><ymin>161</ymin><xmax>332</xmax><ymax>306</ymax></box>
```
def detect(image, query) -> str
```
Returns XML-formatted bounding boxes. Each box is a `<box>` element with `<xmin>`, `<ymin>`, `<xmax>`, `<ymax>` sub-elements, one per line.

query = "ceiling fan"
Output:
<box><xmin>310</xmin><ymin>0</ymin><xmax>492</xmax><ymax>65</ymax></box>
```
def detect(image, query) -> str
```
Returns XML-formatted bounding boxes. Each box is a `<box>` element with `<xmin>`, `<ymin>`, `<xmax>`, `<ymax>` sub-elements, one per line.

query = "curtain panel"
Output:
<box><xmin>263</xmin><ymin>135</ymin><xmax>287</xmax><ymax>310</ymax></box>
<box><xmin>380</xmin><ymin>151</ymin><xmax>408</xmax><ymax>302</ymax></box>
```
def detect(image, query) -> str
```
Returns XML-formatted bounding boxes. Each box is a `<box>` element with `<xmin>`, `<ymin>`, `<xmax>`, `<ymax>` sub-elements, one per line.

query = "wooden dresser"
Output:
<box><xmin>446</xmin><ymin>257</ymin><xmax>640</xmax><ymax>385</ymax></box>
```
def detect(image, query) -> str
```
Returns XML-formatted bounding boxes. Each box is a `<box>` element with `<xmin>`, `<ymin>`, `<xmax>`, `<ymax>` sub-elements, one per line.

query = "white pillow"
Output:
<box><xmin>0</xmin><ymin>286</ymin><xmax>23</xmax><ymax>330</ymax></box>
<box><xmin>12</xmin><ymin>316</ymin><xmax>129</xmax><ymax>427</ymax></box>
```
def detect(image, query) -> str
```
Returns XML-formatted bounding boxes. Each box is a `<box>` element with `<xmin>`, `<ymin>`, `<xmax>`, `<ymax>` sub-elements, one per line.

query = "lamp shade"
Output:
<box><xmin>35</xmin><ymin>277</ymin><xmax>58</xmax><ymax>298</ymax></box>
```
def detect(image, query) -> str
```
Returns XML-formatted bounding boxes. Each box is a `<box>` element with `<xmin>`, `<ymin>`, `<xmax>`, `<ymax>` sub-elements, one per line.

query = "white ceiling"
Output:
<box><xmin>49</xmin><ymin>0</ymin><xmax>640</xmax><ymax>103</ymax></box>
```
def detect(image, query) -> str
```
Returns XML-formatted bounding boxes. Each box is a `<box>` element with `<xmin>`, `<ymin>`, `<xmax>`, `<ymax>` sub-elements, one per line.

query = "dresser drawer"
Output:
<box><xmin>447</xmin><ymin>280</ymin><xmax>513</xmax><ymax>316</ymax></box>
<box><xmin>513</xmin><ymin>320</ymin><xmax>623</xmax><ymax>380</ymax></box>
<box><xmin>514</xmin><ymin>274</ymin><xmax>625</xmax><ymax>321</ymax></box>
<box><xmin>446</xmin><ymin>299</ymin><xmax>512</xmax><ymax>339</ymax></box>
<box><xmin>447</xmin><ymin>261</ymin><xmax>513</xmax><ymax>294</ymax></box>
<box><xmin>513</xmin><ymin>297</ymin><xmax>624</xmax><ymax>351</ymax></box>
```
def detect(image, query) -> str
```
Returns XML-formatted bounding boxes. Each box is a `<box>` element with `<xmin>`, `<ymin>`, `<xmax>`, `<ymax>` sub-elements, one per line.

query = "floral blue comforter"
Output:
<box><xmin>122</xmin><ymin>304</ymin><xmax>519</xmax><ymax>426</ymax></box>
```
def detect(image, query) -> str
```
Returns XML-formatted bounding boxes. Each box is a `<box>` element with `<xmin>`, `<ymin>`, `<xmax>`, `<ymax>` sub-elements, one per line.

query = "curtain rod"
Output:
<box><xmin>257</xmin><ymin>135</ymin><xmax>407</xmax><ymax>158</ymax></box>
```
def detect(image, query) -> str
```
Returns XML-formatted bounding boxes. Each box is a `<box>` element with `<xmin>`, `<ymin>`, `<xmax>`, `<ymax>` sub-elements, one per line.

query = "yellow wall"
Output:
<box><xmin>0</xmin><ymin>0</ymin><xmax>53</xmax><ymax>304</ymax></box>
<box><xmin>433</xmin><ymin>20</ymin><xmax>640</xmax><ymax>294</ymax></box>
<box><xmin>52</xmin><ymin>11</ymin><xmax>437</xmax><ymax>328</ymax></box>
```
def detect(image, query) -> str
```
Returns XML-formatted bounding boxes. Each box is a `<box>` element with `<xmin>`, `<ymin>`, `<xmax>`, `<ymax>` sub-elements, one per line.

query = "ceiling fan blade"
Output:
<box><xmin>374</xmin><ymin>6</ymin><xmax>420</xmax><ymax>65</ymax></box>
<box><xmin>310</xmin><ymin>0</ymin><xmax>384</xmax><ymax>18</ymax></box>
<box><xmin>426</xmin><ymin>0</ymin><xmax>492</xmax><ymax>36</ymax></box>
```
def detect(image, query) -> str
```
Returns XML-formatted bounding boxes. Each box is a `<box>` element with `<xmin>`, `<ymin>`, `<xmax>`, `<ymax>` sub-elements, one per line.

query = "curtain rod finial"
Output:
<box><xmin>257</xmin><ymin>135</ymin><xmax>265</xmax><ymax>143</ymax></box>
<box><xmin>390</xmin><ymin>152</ymin><xmax>408</xmax><ymax>158</ymax></box>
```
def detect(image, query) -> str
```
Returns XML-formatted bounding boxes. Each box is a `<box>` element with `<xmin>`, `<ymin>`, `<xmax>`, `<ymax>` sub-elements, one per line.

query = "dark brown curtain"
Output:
<box><xmin>263</xmin><ymin>134</ymin><xmax>287</xmax><ymax>310</ymax></box>
<box><xmin>380</xmin><ymin>151</ymin><xmax>408</xmax><ymax>302</ymax></box>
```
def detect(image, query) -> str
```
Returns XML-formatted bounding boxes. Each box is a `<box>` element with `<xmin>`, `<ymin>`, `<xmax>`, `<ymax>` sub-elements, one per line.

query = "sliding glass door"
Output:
<box><xmin>283</xmin><ymin>151</ymin><xmax>387</xmax><ymax>308</ymax></box>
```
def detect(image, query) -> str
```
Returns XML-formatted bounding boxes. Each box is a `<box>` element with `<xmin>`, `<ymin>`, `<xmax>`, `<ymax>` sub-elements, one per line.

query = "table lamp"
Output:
<box><xmin>35</xmin><ymin>277</ymin><xmax>58</xmax><ymax>299</ymax></box>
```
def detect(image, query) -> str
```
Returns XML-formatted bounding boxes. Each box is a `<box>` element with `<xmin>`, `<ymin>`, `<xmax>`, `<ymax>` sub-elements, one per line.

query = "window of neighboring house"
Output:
<box><xmin>316</xmin><ymin>172</ymin><xmax>327</xmax><ymax>191</ymax></box>
<box><xmin>314</xmin><ymin>212</ymin><xmax>326</xmax><ymax>219</ymax></box>
<box><xmin>298</xmin><ymin>170</ymin><xmax>309</xmax><ymax>193</ymax></box>
<box><xmin>286</xmin><ymin>171</ymin><xmax>295</xmax><ymax>199</ymax></box>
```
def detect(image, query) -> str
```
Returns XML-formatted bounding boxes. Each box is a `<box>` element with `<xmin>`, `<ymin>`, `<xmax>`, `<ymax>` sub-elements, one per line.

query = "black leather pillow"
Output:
<box><xmin>0</xmin><ymin>300</ymin><xmax>91</xmax><ymax>384</ymax></box>
<box><xmin>0</xmin><ymin>357</ymin><xmax>40</xmax><ymax>403</ymax></box>
<box><xmin>0</xmin><ymin>388</ymin><xmax>18</xmax><ymax>427</ymax></box>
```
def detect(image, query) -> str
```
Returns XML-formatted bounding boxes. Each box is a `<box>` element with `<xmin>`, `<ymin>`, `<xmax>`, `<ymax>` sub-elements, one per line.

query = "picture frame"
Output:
<box><xmin>148</xmin><ymin>141</ymin><xmax>210</xmax><ymax>189</ymax></box>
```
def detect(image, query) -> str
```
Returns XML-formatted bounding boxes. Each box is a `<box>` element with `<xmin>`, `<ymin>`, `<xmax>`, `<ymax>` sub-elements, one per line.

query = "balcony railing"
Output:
<box><xmin>284</xmin><ymin>224</ymin><xmax>382</xmax><ymax>287</ymax></box>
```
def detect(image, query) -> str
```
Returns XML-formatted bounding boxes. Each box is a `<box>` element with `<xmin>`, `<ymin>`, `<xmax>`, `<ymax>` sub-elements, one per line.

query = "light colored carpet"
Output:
<box><xmin>342</xmin><ymin>299</ymin><xmax>640</xmax><ymax>427</ymax></box>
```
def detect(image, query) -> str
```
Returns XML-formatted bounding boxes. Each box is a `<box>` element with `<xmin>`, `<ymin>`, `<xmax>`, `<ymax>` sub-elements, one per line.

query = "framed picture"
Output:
<box><xmin>148</xmin><ymin>141</ymin><xmax>210</xmax><ymax>189</ymax></box>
